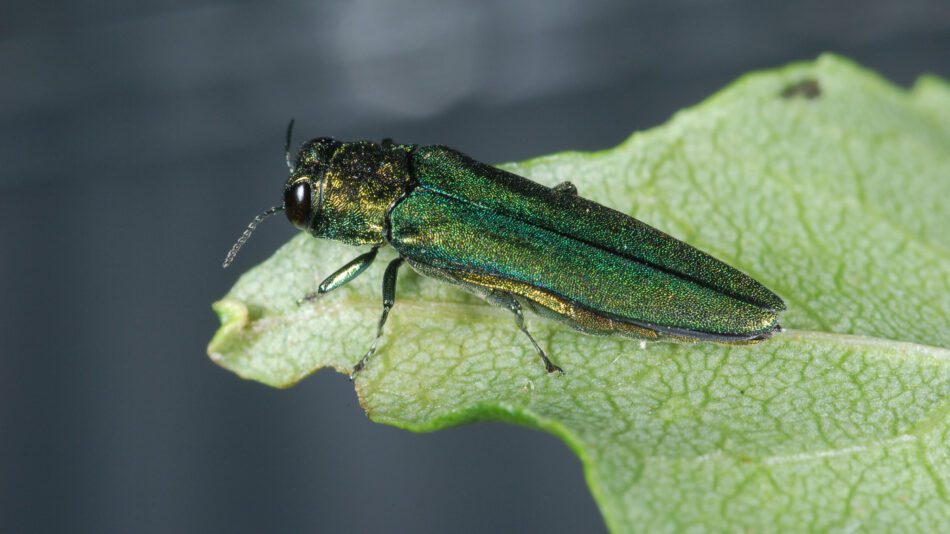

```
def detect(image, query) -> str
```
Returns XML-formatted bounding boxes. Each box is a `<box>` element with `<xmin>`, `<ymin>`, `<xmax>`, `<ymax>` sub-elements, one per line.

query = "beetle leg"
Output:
<box><xmin>493</xmin><ymin>292</ymin><xmax>564</xmax><ymax>375</ymax></box>
<box><xmin>297</xmin><ymin>247</ymin><xmax>379</xmax><ymax>305</ymax></box>
<box><xmin>350</xmin><ymin>257</ymin><xmax>404</xmax><ymax>379</ymax></box>
<box><xmin>552</xmin><ymin>181</ymin><xmax>578</xmax><ymax>195</ymax></box>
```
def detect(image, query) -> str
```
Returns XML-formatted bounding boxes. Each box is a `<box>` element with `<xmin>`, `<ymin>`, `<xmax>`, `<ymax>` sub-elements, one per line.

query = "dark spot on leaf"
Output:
<box><xmin>781</xmin><ymin>79</ymin><xmax>821</xmax><ymax>99</ymax></box>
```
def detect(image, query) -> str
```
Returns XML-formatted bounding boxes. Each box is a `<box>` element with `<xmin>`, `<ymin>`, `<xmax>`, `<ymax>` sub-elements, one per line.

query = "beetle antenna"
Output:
<box><xmin>223</xmin><ymin>205</ymin><xmax>285</xmax><ymax>268</ymax></box>
<box><xmin>285</xmin><ymin>118</ymin><xmax>296</xmax><ymax>172</ymax></box>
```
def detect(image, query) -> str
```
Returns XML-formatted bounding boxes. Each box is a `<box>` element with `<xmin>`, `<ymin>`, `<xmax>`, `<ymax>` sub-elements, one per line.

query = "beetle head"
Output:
<box><xmin>283</xmin><ymin>137</ymin><xmax>341</xmax><ymax>233</ymax></box>
<box><xmin>286</xmin><ymin>138</ymin><xmax>412</xmax><ymax>246</ymax></box>
<box><xmin>224</xmin><ymin>132</ymin><xmax>412</xmax><ymax>269</ymax></box>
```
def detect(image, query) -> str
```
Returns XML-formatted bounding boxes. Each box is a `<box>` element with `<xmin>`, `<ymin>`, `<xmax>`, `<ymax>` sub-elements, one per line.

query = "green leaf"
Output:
<box><xmin>209</xmin><ymin>55</ymin><xmax>950</xmax><ymax>532</ymax></box>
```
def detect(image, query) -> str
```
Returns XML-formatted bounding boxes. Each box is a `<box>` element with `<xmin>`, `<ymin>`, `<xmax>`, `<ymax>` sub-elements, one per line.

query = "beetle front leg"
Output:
<box><xmin>350</xmin><ymin>257</ymin><xmax>405</xmax><ymax>379</ymax></box>
<box><xmin>297</xmin><ymin>247</ymin><xmax>379</xmax><ymax>304</ymax></box>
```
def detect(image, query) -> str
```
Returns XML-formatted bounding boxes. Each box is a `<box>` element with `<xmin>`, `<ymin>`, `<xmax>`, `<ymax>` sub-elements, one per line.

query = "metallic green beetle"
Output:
<box><xmin>224</xmin><ymin>125</ymin><xmax>785</xmax><ymax>378</ymax></box>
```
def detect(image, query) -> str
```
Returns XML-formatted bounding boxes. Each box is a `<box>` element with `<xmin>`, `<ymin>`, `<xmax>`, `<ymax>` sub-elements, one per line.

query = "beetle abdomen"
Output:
<box><xmin>390</xmin><ymin>189</ymin><xmax>780</xmax><ymax>341</ymax></box>
<box><xmin>410</xmin><ymin>146</ymin><xmax>785</xmax><ymax>313</ymax></box>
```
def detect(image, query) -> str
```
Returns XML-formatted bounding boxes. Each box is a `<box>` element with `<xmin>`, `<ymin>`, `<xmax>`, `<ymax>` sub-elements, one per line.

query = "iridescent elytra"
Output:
<box><xmin>224</xmin><ymin>123</ymin><xmax>785</xmax><ymax>378</ymax></box>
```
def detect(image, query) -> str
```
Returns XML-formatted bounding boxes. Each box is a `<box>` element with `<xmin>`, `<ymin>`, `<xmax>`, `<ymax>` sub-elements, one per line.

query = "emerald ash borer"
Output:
<box><xmin>224</xmin><ymin>122</ymin><xmax>785</xmax><ymax>378</ymax></box>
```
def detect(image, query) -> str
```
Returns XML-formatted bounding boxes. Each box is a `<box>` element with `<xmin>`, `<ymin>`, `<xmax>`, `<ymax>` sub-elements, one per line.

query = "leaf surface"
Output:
<box><xmin>209</xmin><ymin>55</ymin><xmax>950</xmax><ymax>532</ymax></box>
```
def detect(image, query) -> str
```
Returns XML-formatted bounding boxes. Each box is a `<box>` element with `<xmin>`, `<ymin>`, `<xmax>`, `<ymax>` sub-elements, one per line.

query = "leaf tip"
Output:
<box><xmin>207</xmin><ymin>298</ymin><xmax>251</xmax><ymax>363</ymax></box>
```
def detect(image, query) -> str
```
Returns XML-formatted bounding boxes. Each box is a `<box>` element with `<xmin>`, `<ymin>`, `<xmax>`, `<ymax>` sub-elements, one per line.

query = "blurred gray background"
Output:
<box><xmin>2</xmin><ymin>0</ymin><xmax>948</xmax><ymax>532</ymax></box>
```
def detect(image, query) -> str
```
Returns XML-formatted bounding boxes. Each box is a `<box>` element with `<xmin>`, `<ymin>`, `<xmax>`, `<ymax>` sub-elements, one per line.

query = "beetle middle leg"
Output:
<box><xmin>350</xmin><ymin>257</ymin><xmax>405</xmax><ymax>379</ymax></box>
<box><xmin>490</xmin><ymin>291</ymin><xmax>564</xmax><ymax>375</ymax></box>
<box><xmin>553</xmin><ymin>181</ymin><xmax>578</xmax><ymax>195</ymax></box>
<box><xmin>297</xmin><ymin>247</ymin><xmax>379</xmax><ymax>304</ymax></box>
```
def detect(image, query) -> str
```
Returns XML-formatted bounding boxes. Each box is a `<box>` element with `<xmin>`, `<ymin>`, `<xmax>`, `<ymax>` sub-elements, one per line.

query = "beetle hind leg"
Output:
<box><xmin>491</xmin><ymin>291</ymin><xmax>564</xmax><ymax>375</ymax></box>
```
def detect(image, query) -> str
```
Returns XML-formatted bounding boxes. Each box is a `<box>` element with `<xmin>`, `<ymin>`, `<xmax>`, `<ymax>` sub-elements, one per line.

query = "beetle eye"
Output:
<box><xmin>284</xmin><ymin>181</ymin><xmax>312</xmax><ymax>230</ymax></box>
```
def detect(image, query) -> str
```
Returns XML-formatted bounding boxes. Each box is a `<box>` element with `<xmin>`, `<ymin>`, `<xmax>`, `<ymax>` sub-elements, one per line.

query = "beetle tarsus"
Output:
<box><xmin>499</xmin><ymin>294</ymin><xmax>565</xmax><ymax>375</ymax></box>
<box><xmin>296</xmin><ymin>292</ymin><xmax>319</xmax><ymax>306</ymax></box>
<box><xmin>349</xmin><ymin>347</ymin><xmax>374</xmax><ymax>380</ymax></box>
